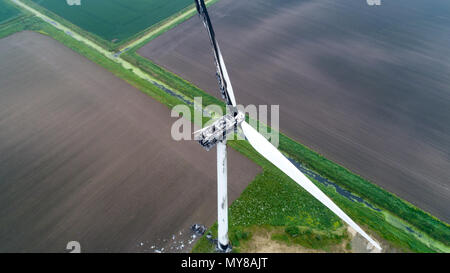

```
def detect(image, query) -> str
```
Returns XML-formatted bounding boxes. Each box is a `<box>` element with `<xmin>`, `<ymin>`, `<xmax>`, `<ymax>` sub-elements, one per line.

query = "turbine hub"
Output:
<box><xmin>194</xmin><ymin>111</ymin><xmax>244</xmax><ymax>151</ymax></box>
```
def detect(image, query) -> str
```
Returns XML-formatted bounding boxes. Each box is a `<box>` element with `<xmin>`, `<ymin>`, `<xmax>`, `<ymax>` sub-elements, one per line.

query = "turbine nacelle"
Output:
<box><xmin>194</xmin><ymin>111</ymin><xmax>244</xmax><ymax>151</ymax></box>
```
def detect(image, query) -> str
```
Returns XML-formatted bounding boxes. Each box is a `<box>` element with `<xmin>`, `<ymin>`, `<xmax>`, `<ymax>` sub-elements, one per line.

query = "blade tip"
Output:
<box><xmin>371</xmin><ymin>241</ymin><xmax>382</xmax><ymax>252</ymax></box>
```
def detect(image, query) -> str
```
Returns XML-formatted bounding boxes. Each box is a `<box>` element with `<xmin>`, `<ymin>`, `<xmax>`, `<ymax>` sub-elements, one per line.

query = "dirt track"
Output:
<box><xmin>138</xmin><ymin>0</ymin><xmax>450</xmax><ymax>222</ymax></box>
<box><xmin>0</xmin><ymin>31</ymin><xmax>260</xmax><ymax>252</ymax></box>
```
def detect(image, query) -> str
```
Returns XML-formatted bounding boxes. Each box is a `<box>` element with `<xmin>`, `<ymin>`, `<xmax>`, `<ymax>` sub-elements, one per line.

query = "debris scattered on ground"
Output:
<box><xmin>191</xmin><ymin>224</ymin><xmax>207</xmax><ymax>236</ymax></box>
<box><xmin>137</xmin><ymin>225</ymin><xmax>205</xmax><ymax>253</ymax></box>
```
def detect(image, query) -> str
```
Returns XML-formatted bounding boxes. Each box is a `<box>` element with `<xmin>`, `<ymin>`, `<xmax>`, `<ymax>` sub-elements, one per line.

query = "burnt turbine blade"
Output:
<box><xmin>195</xmin><ymin>0</ymin><xmax>201</xmax><ymax>14</ymax></box>
<box><xmin>194</xmin><ymin>0</ymin><xmax>235</xmax><ymax>107</ymax></box>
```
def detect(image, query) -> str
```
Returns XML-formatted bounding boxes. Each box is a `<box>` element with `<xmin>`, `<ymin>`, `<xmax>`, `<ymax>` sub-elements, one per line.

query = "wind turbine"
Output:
<box><xmin>193</xmin><ymin>0</ymin><xmax>381</xmax><ymax>252</ymax></box>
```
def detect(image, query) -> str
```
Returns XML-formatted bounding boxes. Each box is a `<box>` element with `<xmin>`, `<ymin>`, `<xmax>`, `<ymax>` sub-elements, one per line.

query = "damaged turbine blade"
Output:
<box><xmin>194</xmin><ymin>0</ymin><xmax>237</xmax><ymax>107</ymax></box>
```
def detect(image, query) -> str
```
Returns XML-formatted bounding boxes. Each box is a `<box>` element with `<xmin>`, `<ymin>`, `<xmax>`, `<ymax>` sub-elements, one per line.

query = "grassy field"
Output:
<box><xmin>30</xmin><ymin>0</ymin><xmax>193</xmax><ymax>46</ymax></box>
<box><xmin>1</xmin><ymin>7</ymin><xmax>449</xmax><ymax>252</ymax></box>
<box><xmin>0</xmin><ymin>0</ymin><xmax>21</xmax><ymax>23</ymax></box>
<box><xmin>192</xmin><ymin>138</ymin><xmax>446</xmax><ymax>253</ymax></box>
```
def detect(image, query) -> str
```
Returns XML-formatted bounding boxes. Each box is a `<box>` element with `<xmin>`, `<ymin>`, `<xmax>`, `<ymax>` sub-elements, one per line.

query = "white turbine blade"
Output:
<box><xmin>240</xmin><ymin>121</ymin><xmax>381</xmax><ymax>250</ymax></box>
<box><xmin>193</xmin><ymin>127</ymin><xmax>207</xmax><ymax>135</ymax></box>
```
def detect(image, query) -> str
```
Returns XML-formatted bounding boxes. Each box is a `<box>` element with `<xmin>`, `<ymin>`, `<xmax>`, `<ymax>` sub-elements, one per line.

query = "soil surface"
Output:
<box><xmin>0</xmin><ymin>31</ymin><xmax>260</xmax><ymax>252</ymax></box>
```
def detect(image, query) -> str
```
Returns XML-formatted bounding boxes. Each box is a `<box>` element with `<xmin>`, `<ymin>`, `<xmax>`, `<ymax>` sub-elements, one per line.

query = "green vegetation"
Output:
<box><xmin>0</xmin><ymin>7</ymin><xmax>39</xmax><ymax>38</ymax></box>
<box><xmin>272</xmin><ymin>225</ymin><xmax>347</xmax><ymax>250</ymax></box>
<box><xmin>30</xmin><ymin>0</ymin><xmax>193</xmax><ymax>44</ymax></box>
<box><xmin>2</xmin><ymin>2</ymin><xmax>449</xmax><ymax>253</ymax></box>
<box><xmin>345</xmin><ymin>242</ymin><xmax>352</xmax><ymax>250</ymax></box>
<box><xmin>192</xmin><ymin>224</ymin><xmax>348</xmax><ymax>253</ymax></box>
<box><xmin>0</xmin><ymin>0</ymin><xmax>21</xmax><ymax>23</ymax></box>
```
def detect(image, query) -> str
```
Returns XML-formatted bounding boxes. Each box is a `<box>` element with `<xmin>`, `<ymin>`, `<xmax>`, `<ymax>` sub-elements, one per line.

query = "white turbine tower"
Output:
<box><xmin>194</xmin><ymin>0</ymin><xmax>381</xmax><ymax>252</ymax></box>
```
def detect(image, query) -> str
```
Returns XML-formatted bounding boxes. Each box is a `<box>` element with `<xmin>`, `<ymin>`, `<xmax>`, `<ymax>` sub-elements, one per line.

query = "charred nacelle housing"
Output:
<box><xmin>195</xmin><ymin>111</ymin><xmax>245</xmax><ymax>151</ymax></box>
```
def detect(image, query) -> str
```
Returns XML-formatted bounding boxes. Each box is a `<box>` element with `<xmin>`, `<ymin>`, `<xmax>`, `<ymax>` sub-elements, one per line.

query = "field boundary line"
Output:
<box><xmin>119</xmin><ymin>0</ymin><xmax>219</xmax><ymax>52</ymax></box>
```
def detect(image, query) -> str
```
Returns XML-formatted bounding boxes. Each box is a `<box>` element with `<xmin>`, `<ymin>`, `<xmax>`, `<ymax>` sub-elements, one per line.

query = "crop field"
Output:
<box><xmin>31</xmin><ymin>0</ymin><xmax>193</xmax><ymax>43</ymax></box>
<box><xmin>0</xmin><ymin>0</ymin><xmax>21</xmax><ymax>23</ymax></box>
<box><xmin>139</xmin><ymin>0</ymin><xmax>450</xmax><ymax>223</ymax></box>
<box><xmin>0</xmin><ymin>31</ymin><xmax>260</xmax><ymax>252</ymax></box>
